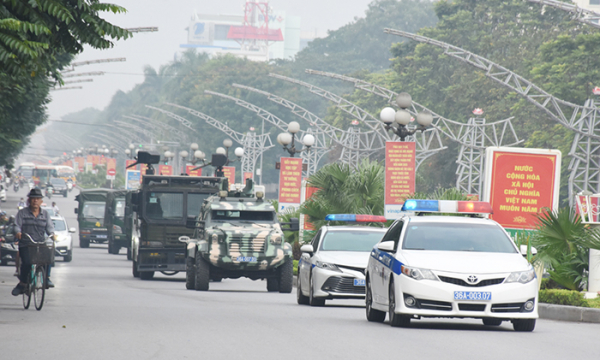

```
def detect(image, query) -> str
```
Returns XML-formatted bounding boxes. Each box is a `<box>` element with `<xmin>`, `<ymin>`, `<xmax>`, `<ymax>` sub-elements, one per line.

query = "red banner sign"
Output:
<box><xmin>278</xmin><ymin>157</ymin><xmax>302</xmax><ymax>210</ymax></box>
<box><xmin>186</xmin><ymin>165</ymin><xmax>201</xmax><ymax>177</ymax></box>
<box><xmin>222</xmin><ymin>166</ymin><xmax>236</xmax><ymax>185</ymax></box>
<box><xmin>75</xmin><ymin>157</ymin><xmax>85</xmax><ymax>172</ymax></box>
<box><xmin>158</xmin><ymin>165</ymin><xmax>173</xmax><ymax>176</ymax></box>
<box><xmin>486</xmin><ymin>149</ymin><xmax>561</xmax><ymax>229</ymax></box>
<box><xmin>384</xmin><ymin>142</ymin><xmax>416</xmax><ymax>219</ymax></box>
<box><xmin>243</xmin><ymin>172</ymin><xmax>253</xmax><ymax>183</ymax></box>
<box><xmin>106</xmin><ymin>158</ymin><xmax>117</xmax><ymax>176</ymax></box>
<box><xmin>125</xmin><ymin>159</ymin><xmax>137</xmax><ymax>172</ymax></box>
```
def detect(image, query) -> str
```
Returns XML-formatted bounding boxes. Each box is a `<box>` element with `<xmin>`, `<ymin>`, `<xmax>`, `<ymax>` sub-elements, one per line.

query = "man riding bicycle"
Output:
<box><xmin>12</xmin><ymin>188</ymin><xmax>56</xmax><ymax>296</ymax></box>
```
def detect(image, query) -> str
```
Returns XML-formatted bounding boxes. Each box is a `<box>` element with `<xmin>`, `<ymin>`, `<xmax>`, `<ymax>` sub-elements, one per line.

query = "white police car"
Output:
<box><xmin>365</xmin><ymin>200</ymin><xmax>538</xmax><ymax>332</ymax></box>
<box><xmin>297</xmin><ymin>214</ymin><xmax>387</xmax><ymax>306</ymax></box>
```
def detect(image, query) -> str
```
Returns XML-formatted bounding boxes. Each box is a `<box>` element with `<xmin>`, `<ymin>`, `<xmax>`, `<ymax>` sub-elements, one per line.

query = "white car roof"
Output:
<box><xmin>322</xmin><ymin>225</ymin><xmax>387</xmax><ymax>233</ymax></box>
<box><xmin>404</xmin><ymin>215</ymin><xmax>499</xmax><ymax>226</ymax></box>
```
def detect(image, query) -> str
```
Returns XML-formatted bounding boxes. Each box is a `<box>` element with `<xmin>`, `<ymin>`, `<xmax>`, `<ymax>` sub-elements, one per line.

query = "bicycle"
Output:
<box><xmin>20</xmin><ymin>234</ymin><xmax>54</xmax><ymax>311</ymax></box>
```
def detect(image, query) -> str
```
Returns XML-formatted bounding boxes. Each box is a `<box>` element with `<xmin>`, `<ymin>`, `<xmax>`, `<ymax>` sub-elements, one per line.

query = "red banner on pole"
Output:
<box><xmin>125</xmin><ymin>159</ymin><xmax>137</xmax><ymax>172</ymax></box>
<box><xmin>384</xmin><ymin>142</ymin><xmax>416</xmax><ymax>219</ymax></box>
<box><xmin>106</xmin><ymin>158</ymin><xmax>117</xmax><ymax>176</ymax></box>
<box><xmin>75</xmin><ymin>157</ymin><xmax>85</xmax><ymax>172</ymax></box>
<box><xmin>485</xmin><ymin>148</ymin><xmax>561</xmax><ymax>230</ymax></box>
<box><xmin>158</xmin><ymin>165</ymin><xmax>173</xmax><ymax>176</ymax></box>
<box><xmin>243</xmin><ymin>172</ymin><xmax>253</xmax><ymax>183</ymax></box>
<box><xmin>278</xmin><ymin>157</ymin><xmax>302</xmax><ymax>211</ymax></box>
<box><xmin>222</xmin><ymin>166</ymin><xmax>236</xmax><ymax>185</ymax></box>
<box><xmin>186</xmin><ymin>165</ymin><xmax>201</xmax><ymax>177</ymax></box>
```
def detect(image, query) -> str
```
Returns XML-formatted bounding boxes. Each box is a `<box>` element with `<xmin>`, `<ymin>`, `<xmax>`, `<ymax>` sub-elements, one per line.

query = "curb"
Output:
<box><xmin>539</xmin><ymin>303</ymin><xmax>600</xmax><ymax>323</ymax></box>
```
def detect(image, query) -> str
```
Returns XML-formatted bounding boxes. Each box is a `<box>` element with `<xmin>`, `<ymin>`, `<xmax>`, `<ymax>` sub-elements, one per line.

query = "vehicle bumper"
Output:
<box><xmin>393</xmin><ymin>274</ymin><xmax>538</xmax><ymax>319</ymax></box>
<box><xmin>80</xmin><ymin>233</ymin><xmax>109</xmax><ymax>243</ymax></box>
<box><xmin>138</xmin><ymin>247</ymin><xmax>186</xmax><ymax>272</ymax></box>
<box><xmin>312</xmin><ymin>267</ymin><xmax>366</xmax><ymax>299</ymax></box>
<box><xmin>55</xmin><ymin>246</ymin><xmax>70</xmax><ymax>256</ymax></box>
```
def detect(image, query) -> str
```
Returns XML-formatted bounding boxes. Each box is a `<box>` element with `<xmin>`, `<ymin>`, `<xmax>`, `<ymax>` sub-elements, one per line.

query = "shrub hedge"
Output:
<box><xmin>538</xmin><ymin>289</ymin><xmax>589</xmax><ymax>307</ymax></box>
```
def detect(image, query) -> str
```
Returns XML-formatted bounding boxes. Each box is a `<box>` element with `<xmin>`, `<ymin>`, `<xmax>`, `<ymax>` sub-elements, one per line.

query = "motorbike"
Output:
<box><xmin>67</xmin><ymin>181</ymin><xmax>73</xmax><ymax>192</ymax></box>
<box><xmin>0</xmin><ymin>221</ymin><xmax>18</xmax><ymax>266</ymax></box>
<box><xmin>45</xmin><ymin>185</ymin><xmax>53</xmax><ymax>199</ymax></box>
<box><xmin>13</xmin><ymin>182</ymin><xmax>19</xmax><ymax>192</ymax></box>
<box><xmin>28</xmin><ymin>180</ymin><xmax>34</xmax><ymax>191</ymax></box>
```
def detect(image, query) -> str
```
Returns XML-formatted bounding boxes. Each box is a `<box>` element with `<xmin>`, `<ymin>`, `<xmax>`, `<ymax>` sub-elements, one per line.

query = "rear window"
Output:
<box><xmin>82</xmin><ymin>202</ymin><xmax>105</xmax><ymax>219</ymax></box>
<box><xmin>402</xmin><ymin>222</ymin><xmax>517</xmax><ymax>253</ymax></box>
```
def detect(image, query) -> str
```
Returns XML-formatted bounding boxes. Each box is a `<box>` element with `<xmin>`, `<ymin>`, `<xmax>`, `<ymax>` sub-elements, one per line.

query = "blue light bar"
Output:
<box><xmin>401</xmin><ymin>200</ymin><xmax>439</xmax><ymax>212</ymax></box>
<box><xmin>325</xmin><ymin>214</ymin><xmax>356</xmax><ymax>222</ymax></box>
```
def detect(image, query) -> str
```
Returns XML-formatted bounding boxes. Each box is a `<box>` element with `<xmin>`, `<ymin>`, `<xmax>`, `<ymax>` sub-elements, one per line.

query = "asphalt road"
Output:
<box><xmin>1</xmin><ymin>185</ymin><xmax>598</xmax><ymax>360</ymax></box>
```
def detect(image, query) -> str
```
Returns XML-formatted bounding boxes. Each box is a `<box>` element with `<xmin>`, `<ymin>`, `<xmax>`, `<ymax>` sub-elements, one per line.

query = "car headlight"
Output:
<box><xmin>505</xmin><ymin>269</ymin><xmax>536</xmax><ymax>284</ymax></box>
<box><xmin>269</xmin><ymin>233</ymin><xmax>282</xmax><ymax>245</ymax></box>
<box><xmin>315</xmin><ymin>261</ymin><xmax>342</xmax><ymax>272</ymax></box>
<box><xmin>113</xmin><ymin>225</ymin><xmax>122</xmax><ymax>234</ymax></box>
<box><xmin>400</xmin><ymin>265</ymin><xmax>438</xmax><ymax>281</ymax></box>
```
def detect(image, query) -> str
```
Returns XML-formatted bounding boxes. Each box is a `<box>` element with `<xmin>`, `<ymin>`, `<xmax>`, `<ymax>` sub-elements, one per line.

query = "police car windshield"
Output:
<box><xmin>320</xmin><ymin>230</ymin><xmax>383</xmax><ymax>252</ymax></box>
<box><xmin>211</xmin><ymin>210</ymin><xmax>274</xmax><ymax>222</ymax></box>
<box><xmin>403</xmin><ymin>222</ymin><xmax>517</xmax><ymax>253</ymax></box>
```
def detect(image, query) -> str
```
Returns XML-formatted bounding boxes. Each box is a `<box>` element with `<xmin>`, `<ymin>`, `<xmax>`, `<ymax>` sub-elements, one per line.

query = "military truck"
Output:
<box><xmin>181</xmin><ymin>180</ymin><xmax>294</xmax><ymax>292</ymax></box>
<box><xmin>129</xmin><ymin>175</ymin><xmax>222</xmax><ymax>280</ymax></box>
<box><xmin>106</xmin><ymin>190</ymin><xmax>130</xmax><ymax>255</ymax></box>
<box><xmin>75</xmin><ymin>189</ymin><xmax>111</xmax><ymax>248</ymax></box>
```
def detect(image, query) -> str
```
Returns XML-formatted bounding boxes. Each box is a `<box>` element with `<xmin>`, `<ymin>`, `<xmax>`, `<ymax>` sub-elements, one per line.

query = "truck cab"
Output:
<box><xmin>75</xmin><ymin>189</ymin><xmax>110</xmax><ymax>248</ymax></box>
<box><xmin>105</xmin><ymin>190</ymin><xmax>130</xmax><ymax>255</ymax></box>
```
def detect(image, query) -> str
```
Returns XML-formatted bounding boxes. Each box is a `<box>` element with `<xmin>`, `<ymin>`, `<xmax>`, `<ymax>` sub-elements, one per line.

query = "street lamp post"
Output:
<box><xmin>379</xmin><ymin>92</ymin><xmax>434</xmax><ymax>141</ymax></box>
<box><xmin>276</xmin><ymin>121</ymin><xmax>315</xmax><ymax>157</ymax></box>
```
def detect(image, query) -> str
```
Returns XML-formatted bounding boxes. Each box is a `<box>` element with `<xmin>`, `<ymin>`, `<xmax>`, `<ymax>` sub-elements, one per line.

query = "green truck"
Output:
<box><xmin>130</xmin><ymin>175</ymin><xmax>222</xmax><ymax>280</ymax></box>
<box><xmin>182</xmin><ymin>180</ymin><xmax>294</xmax><ymax>292</ymax></box>
<box><xmin>75</xmin><ymin>189</ymin><xmax>110</xmax><ymax>248</ymax></box>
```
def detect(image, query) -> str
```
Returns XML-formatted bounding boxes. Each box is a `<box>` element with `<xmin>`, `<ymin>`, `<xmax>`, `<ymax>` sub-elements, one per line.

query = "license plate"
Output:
<box><xmin>95</xmin><ymin>235</ymin><xmax>107</xmax><ymax>239</ymax></box>
<box><xmin>236</xmin><ymin>256</ymin><xmax>256</xmax><ymax>262</ymax></box>
<box><xmin>454</xmin><ymin>291</ymin><xmax>492</xmax><ymax>301</ymax></box>
<box><xmin>354</xmin><ymin>279</ymin><xmax>366</xmax><ymax>286</ymax></box>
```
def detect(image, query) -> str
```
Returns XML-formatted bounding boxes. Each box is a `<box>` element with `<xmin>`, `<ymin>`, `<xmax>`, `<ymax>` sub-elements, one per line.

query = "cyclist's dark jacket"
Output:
<box><xmin>14</xmin><ymin>207</ymin><xmax>54</xmax><ymax>247</ymax></box>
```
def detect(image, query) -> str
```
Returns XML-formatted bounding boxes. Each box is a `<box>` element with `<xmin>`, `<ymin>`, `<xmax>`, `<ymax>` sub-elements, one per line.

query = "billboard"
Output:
<box><xmin>222</xmin><ymin>166</ymin><xmax>236</xmax><ymax>186</ymax></box>
<box><xmin>278</xmin><ymin>157</ymin><xmax>302</xmax><ymax>212</ymax></box>
<box><xmin>158</xmin><ymin>165</ymin><xmax>173</xmax><ymax>176</ymax></box>
<box><xmin>384</xmin><ymin>141</ymin><xmax>416</xmax><ymax>219</ymax></box>
<box><xmin>186</xmin><ymin>165</ymin><xmax>201</xmax><ymax>177</ymax></box>
<box><xmin>126</xmin><ymin>170</ymin><xmax>141</xmax><ymax>190</ymax></box>
<box><xmin>483</xmin><ymin>147</ymin><xmax>561</xmax><ymax>230</ymax></box>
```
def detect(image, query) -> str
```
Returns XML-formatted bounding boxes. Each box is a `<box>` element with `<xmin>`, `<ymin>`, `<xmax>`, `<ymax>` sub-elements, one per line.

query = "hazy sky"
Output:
<box><xmin>47</xmin><ymin>0</ymin><xmax>374</xmax><ymax>120</ymax></box>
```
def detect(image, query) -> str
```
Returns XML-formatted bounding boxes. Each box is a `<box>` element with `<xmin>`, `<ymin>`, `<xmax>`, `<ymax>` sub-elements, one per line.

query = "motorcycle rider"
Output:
<box><xmin>51</xmin><ymin>202</ymin><xmax>59</xmax><ymax>215</ymax></box>
<box><xmin>17</xmin><ymin>198</ymin><xmax>26</xmax><ymax>210</ymax></box>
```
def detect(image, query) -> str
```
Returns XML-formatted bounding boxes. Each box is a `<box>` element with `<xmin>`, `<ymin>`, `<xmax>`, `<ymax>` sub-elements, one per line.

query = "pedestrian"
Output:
<box><xmin>11</xmin><ymin>188</ymin><xmax>56</xmax><ymax>296</ymax></box>
<box><xmin>51</xmin><ymin>201</ymin><xmax>59</xmax><ymax>215</ymax></box>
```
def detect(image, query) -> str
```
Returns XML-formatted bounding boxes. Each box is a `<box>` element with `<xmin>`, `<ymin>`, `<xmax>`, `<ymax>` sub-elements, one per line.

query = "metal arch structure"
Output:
<box><xmin>203</xmin><ymin>90</ymin><xmax>331</xmax><ymax>177</ymax></box>
<box><xmin>98</xmin><ymin>127</ymin><xmax>145</xmax><ymax>147</ymax></box>
<box><xmin>89</xmin><ymin>133</ymin><xmax>127</xmax><ymax>152</ymax></box>
<box><xmin>113</xmin><ymin>120</ymin><xmax>156</xmax><ymax>141</ymax></box>
<box><xmin>145</xmin><ymin>105</ymin><xmax>197</xmax><ymax>133</ymax></box>
<box><xmin>385</xmin><ymin>28</ymin><xmax>600</xmax><ymax>204</ymax></box>
<box><xmin>151</xmin><ymin>104</ymin><xmax>275</xmax><ymax>176</ymax></box>
<box><xmin>305</xmin><ymin>69</ymin><xmax>523</xmax><ymax>196</ymax></box>
<box><xmin>230</xmin><ymin>83</ymin><xmax>378</xmax><ymax>167</ymax></box>
<box><xmin>268</xmin><ymin>73</ymin><xmax>447</xmax><ymax>171</ymax></box>
<box><xmin>123</xmin><ymin>115</ymin><xmax>189</xmax><ymax>141</ymax></box>
<box><xmin>527</xmin><ymin>0</ymin><xmax>600</xmax><ymax>29</ymax></box>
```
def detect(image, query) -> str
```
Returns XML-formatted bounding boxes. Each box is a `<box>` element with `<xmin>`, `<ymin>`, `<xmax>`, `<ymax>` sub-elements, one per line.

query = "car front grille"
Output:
<box><xmin>438</xmin><ymin>275</ymin><xmax>505</xmax><ymax>287</ymax></box>
<box><xmin>415</xmin><ymin>298</ymin><xmax>453</xmax><ymax>311</ymax></box>
<box><xmin>229</xmin><ymin>236</ymin><xmax>265</xmax><ymax>253</ymax></box>
<box><xmin>321</xmin><ymin>276</ymin><xmax>365</xmax><ymax>294</ymax></box>
<box><xmin>458</xmin><ymin>303</ymin><xmax>486</xmax><ymax>311</ymax></box>
<box><xmin>491</xmin><ymin>302</ymin><xmax>525</xmax><ymax>313</ymax></box>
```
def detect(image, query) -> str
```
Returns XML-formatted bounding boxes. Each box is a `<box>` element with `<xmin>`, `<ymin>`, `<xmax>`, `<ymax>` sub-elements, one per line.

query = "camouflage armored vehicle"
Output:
<box><xmin>182</xmin><ymin>180</ymin><xmax>293</xmax><ymax>292</ymax></box>
<box><xmin>105</xmin><ymin>189</ymin><xmax>129</xmax><ymax>255</ymax></box>
<box><xmin>75</xmin><ymin>189</ymin><xmax>111</xmax><ymax>248</ymax></box>
<box><xmin>130</xmin><ymin>175</ymin><xmax>222</xmax><ymax>280</ymax></box>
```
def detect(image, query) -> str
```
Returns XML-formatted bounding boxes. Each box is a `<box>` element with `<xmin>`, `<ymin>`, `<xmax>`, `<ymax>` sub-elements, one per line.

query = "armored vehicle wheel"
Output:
<box><xmin>140</xmin><ymin>271</ymin><xmax>155</xmax><ymax>280</ymax></box>
<box><xmin>108</xmin><ymin>243</ymin><xmax>120</xmax><ymax>255</ymax></box>
<box><xmin>126</xmin><ymin>247</ymin><xmax>132</xmax><ymax>260</ymax></box>
<box><xmin>309</xmin><ymin>273</ymin><xmax>325</xmax><ymax>306</ymax></box>
<box><xmin>185</xmin><ymin>257</ymin><xmax>195</xmax><ymax>290</ymax></box>
<box><xmin>108</xmin><ymin>242</ymin><xmax>113</xmax><ymax>254</ymax></box>
<box><xmin>194</xmin><ymin>253</ymin><xmax>209</xmax><ymax>291</ymax></box>
<box><xmin>132</xmin><ymin>260</ymin><xmax>140</xmax><ymax>278</ymax></box>
<box><xmin>266</xmin><ymin>278</ymin><xmax>279</xmax><ymax>292</ymax></box>
<box><xmin>278</xmin><ymin>258</ymin><xmax>293</xmax><ymax>293</ymax></box>
<box><xmin>297</xmin><ymin>276</ymin><xmax>309</xmax><ymax>305</ymax></box>
<box><xmin>80</xmin><ymin>238</ymin><xmax>89</xmax><ymax>248</ymax></box>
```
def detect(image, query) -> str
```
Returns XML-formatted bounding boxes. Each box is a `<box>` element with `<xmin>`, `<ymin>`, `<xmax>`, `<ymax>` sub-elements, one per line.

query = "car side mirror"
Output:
<box><xmin>300</xmin><ymin>244</ymin><xmax>314</xmax><ymax>253</ymax></box>
<box><xmin>520</xmin><ymin>245</ymin><xmax>537</xmax><ymax>256</ymax></box>
<box><xmin>68</xmin><ymin>228</ymin><xmax>76</xmax><ymax>233</ymax></box>
<box><xmin>74</xmin><ymin>208</ymin><xmax>78</xmax><ymax>214</ymax></box>
<box><xmin>376</xmin><ymin>241</ymin><xmax>395</xmax><ymax>252</ymax></box>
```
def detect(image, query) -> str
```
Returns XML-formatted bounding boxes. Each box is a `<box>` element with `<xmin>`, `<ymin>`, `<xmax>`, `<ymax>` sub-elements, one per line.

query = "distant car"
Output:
<box><xmin>297</xmin><ymin>215</ymin><xmax>387</xmax><ymax>306</ymax></box>
<box><xmin>365</xmin><ymin>200</ymin><xmax>538</xmax><ymax>332</ymax></box>
<box><xmin>0</xmin><ymin>184</ymin><xmax>6</xmax><ymax>202</ymax></box>
<box><xmin>49</xmin><ymin>178</ymin><xmax>68</xmax><ymax>197</ymax></box>
<box><xmin>51</xmin><ymin>216</ymin><xmax>75</xmax><ymax>262</ymax></box>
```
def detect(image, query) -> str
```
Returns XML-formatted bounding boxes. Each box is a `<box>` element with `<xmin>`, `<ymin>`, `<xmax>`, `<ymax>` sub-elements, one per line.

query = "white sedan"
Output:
<box><xmin>297</xmin><ymin>216</ymin><xmax>387</xmax><ymax>306</ymax></box>
<box><xmin>52</xmin><ymin>216</ymin><xmax>75</xmax><ymax>262</ymax></box>
<box><xmin>366</xmin><ymin>200</ymin><xmax>538</xmax><ymax>332</ymax></box>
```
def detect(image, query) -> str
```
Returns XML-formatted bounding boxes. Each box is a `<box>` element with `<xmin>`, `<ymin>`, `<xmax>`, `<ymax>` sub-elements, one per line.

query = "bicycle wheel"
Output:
<box><xmin>33</xmin><ymin>266</ymin><xmax>46</xmax><ymax>311</ymax></box>
<box><xmin>22</xmin><ymin>276</ymin><xmax>32</xmax><ymax>310</ymax></box>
